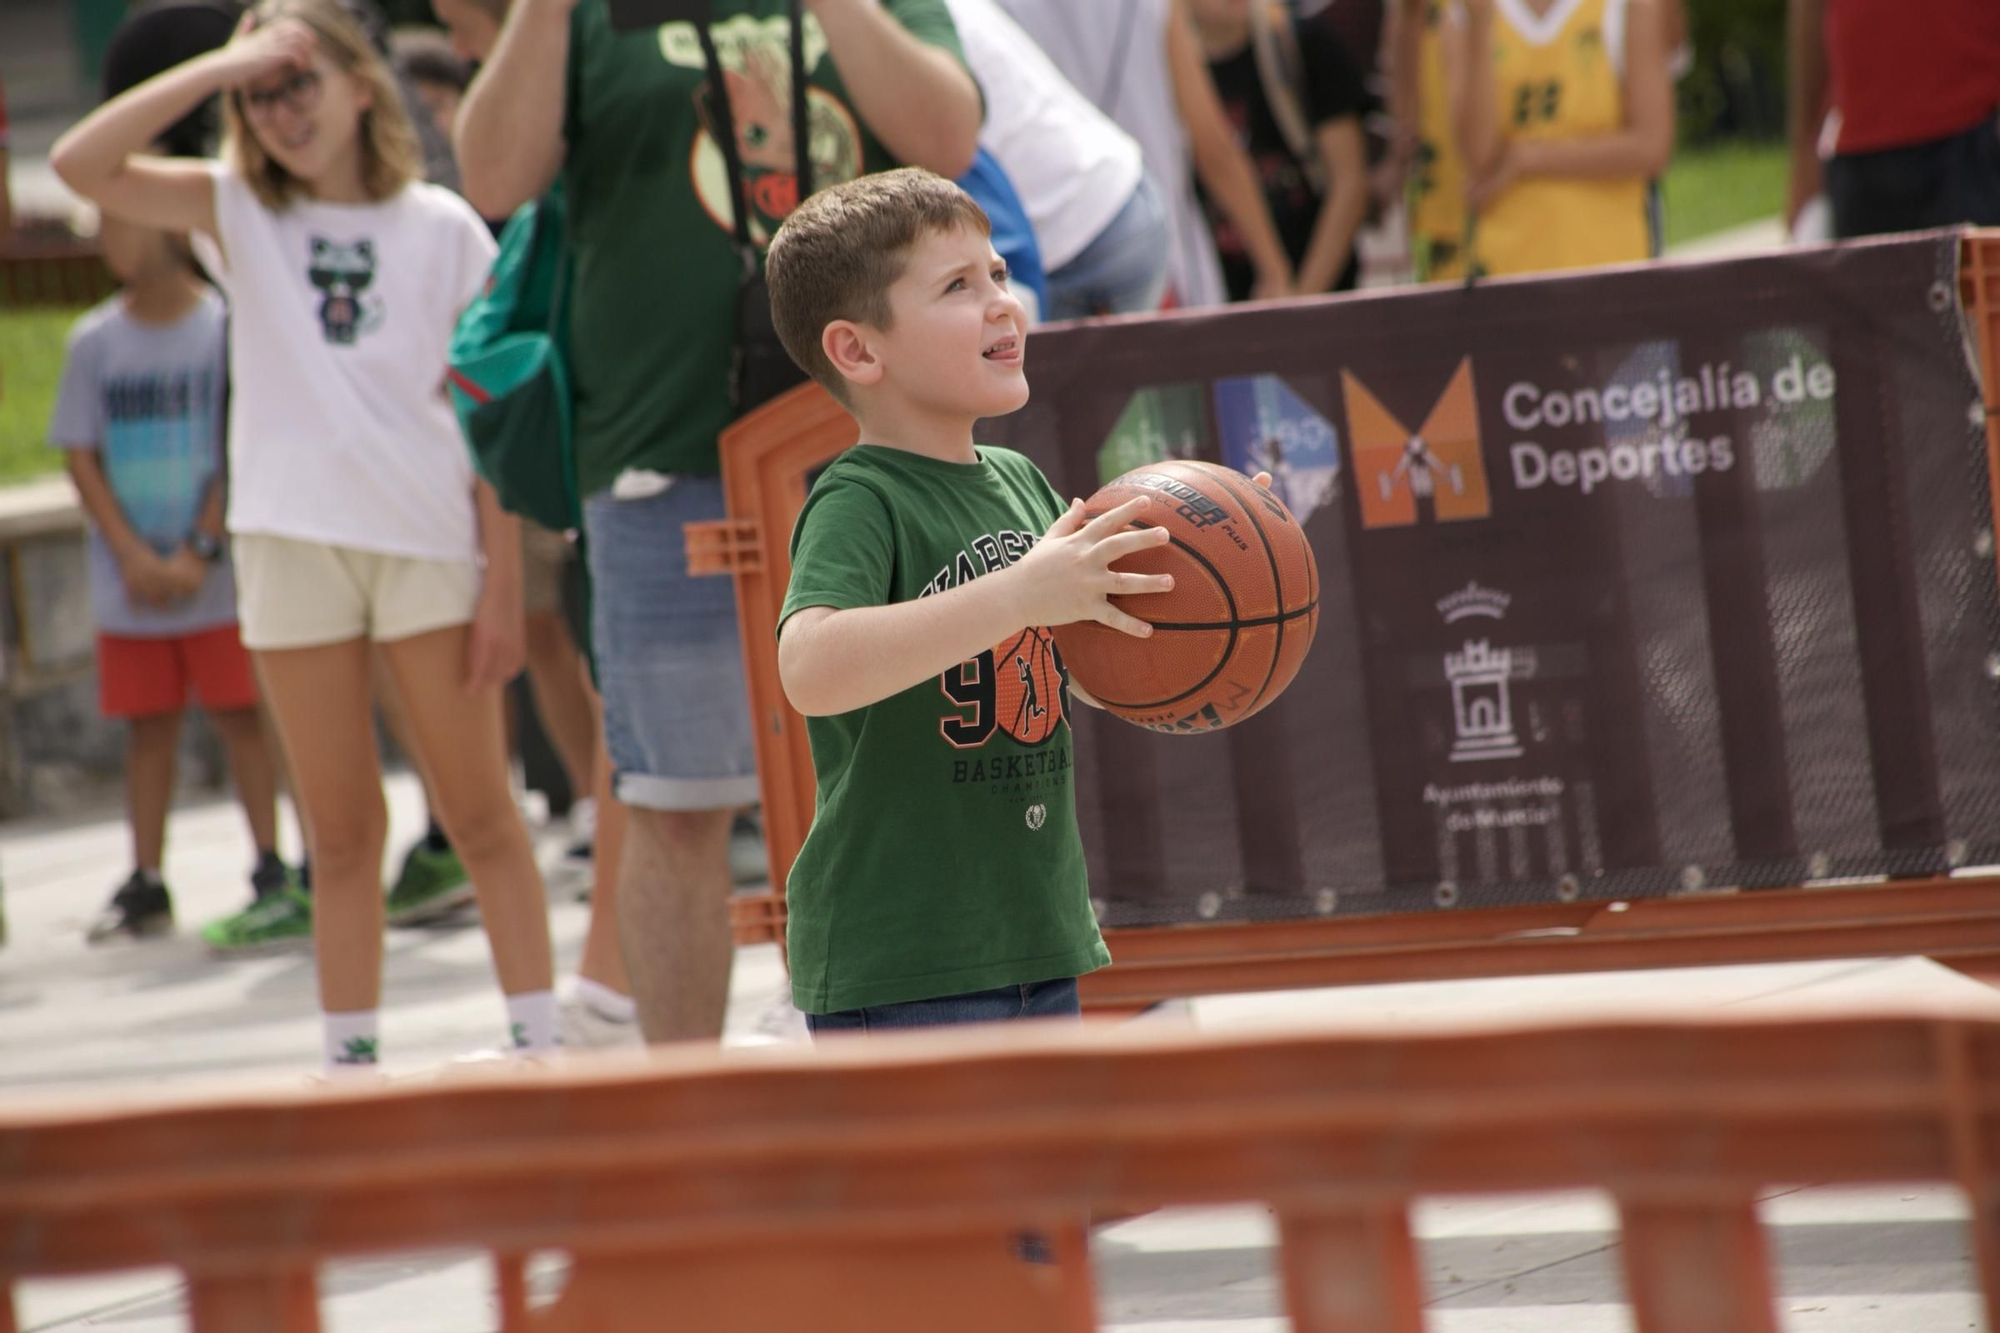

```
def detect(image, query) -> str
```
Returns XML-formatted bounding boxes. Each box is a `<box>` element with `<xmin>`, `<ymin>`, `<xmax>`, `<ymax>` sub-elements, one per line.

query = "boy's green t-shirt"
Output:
<box><xmin>779</xmin><ymin>444</ymin><xmax>1110</xmax><ymax>1013</ymax></box>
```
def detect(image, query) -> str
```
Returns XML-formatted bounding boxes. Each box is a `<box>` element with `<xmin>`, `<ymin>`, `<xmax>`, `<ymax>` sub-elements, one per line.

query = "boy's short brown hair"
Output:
<box><xmin>765</xmin><ymin>168</ymin><xmax>991</xmax><ymax>405</ymax></box>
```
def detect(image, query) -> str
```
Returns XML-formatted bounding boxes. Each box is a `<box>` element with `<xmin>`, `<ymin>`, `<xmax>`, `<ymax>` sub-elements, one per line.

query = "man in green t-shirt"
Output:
<box><xmin>764</xmin><ymin>169</ymin><xmax>1179</xmax><ymax>1024</ymax></box>
<box><xmin>453</xmin><ymin>0</ymin><xmax>982</xmax><ymax>1042</ymax></box>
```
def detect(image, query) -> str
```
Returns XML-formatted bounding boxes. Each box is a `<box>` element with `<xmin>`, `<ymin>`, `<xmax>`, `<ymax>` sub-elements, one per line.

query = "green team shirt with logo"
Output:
<box><xmin>562</xmin><ymin>0</ymin><xmax>966</xmax><ymax>495</ymax></box>
<box><xmin>779</xmin><ymin>445</ymin><xmax>1111</xmax><ymax>1013</ymax></box>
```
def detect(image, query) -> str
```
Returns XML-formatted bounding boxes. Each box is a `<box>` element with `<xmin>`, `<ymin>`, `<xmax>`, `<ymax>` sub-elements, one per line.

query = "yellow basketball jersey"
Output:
<box><xmin>1472</xmin><ymin>0</ymin><xmax>1650</xmax><ymax>278</ymax></box>
<box><xmin>1411</xmin><ymin>2</ymin><xmax>1469</xmax><ymax>282</ymax></box>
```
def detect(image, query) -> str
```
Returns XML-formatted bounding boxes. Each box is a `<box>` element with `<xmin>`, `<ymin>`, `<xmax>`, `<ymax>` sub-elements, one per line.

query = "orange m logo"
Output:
<box><xmin>1342</xmin><ymin>358</ymin><xmax>1489</xmax><ymax>529</ymax></box>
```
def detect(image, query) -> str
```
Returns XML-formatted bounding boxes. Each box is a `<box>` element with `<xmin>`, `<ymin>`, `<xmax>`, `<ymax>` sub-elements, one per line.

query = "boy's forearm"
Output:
<box><xmin>65</xmin><ymin>453</ymin><xmax>150</xmax><ymax>562</ymax></box>
<box><xmin>779</xmin><ymin>573</ymin><xmax>1029</xmax><ymax>718</ymax></box>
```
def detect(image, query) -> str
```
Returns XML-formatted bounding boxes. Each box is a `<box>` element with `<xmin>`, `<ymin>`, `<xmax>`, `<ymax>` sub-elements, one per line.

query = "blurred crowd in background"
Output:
<box><xmin>5</xmin><ymin>0</ymin><xmax>1992</xmax><ymax>297</ymax></box>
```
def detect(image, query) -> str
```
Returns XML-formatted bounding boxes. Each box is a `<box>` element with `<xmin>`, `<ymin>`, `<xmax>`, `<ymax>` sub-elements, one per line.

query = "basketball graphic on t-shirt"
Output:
<box><xmin>992</xmin><ymin>626</ymin><xmax>1064</xmax><ymax>747</ymax></box>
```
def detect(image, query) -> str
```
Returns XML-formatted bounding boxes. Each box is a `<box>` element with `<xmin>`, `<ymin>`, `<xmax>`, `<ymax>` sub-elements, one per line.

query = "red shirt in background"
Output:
<box><xmin>1825</xmin><ymin>0</ymin><xmax>2000</xmax><ymax>155</ymax></box>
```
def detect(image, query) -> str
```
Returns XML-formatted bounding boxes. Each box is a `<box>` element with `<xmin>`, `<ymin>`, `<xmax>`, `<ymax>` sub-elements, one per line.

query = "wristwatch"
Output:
<box><xmin>187</xmin><ymin>531</ymin><xmax>225</xmax><ymax>564</ymax></box>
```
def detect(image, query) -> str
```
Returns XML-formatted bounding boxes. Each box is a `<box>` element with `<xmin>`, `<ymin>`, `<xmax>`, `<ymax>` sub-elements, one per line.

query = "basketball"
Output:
<box><xmin>1053</xmin><ymin>461</ymin><xmax>1319</xmax><ymax>734</ymax></box>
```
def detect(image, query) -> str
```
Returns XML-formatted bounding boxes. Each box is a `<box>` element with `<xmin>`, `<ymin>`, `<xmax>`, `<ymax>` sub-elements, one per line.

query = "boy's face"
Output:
<box><xmin>864</xmin><ymin>225</ymin><xmax>1029</xmax><ymax>422</ymax></box>
<box><xmin>98</xmin><ymin>214</ymin><xmax>179</xmax><ymax>284</ymax></box>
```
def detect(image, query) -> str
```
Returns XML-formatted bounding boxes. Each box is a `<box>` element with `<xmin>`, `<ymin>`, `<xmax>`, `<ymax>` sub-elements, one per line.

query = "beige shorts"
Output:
<box><xmin>234</xmin><ymin>533</ymin><xmax>481</xmax><ymax>651</ymax></box>
<box><xmin>521</xmin><ymin>520</ymin><xmax>573</xmax><ymax>617</ymax></box>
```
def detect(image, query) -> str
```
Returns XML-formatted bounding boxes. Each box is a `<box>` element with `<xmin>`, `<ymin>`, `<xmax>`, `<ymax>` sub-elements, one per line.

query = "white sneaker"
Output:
<box><xmin>568</xmin><ymin>797</ymin><xmax>599</xmax><ymax>847</ymax></box>
<box><xmin>560</xmin><ymin>988</ymin><xmax>644</xmax><ymax>1050</ymax></box>
<box><xmin>730</xmin><ymin>981</ymin><xmax>811</xmax><ymax>1048</ymax></box>
<box><xmin>542</xmin><ymin>842</ymin><xmax>594</xmax><ymax>899</ymax></box>
<box><xmin>729</xmin><ymin>823</ymin><xmax>768</xmax><ymax>886</ymax></box>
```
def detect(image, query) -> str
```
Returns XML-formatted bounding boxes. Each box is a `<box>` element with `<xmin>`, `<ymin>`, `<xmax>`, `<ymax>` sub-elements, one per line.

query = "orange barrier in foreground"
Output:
<box><xmin>7</xmin><ymin>1008</ymin><xmax>2000</xmax><ymax>1331</ymax></box>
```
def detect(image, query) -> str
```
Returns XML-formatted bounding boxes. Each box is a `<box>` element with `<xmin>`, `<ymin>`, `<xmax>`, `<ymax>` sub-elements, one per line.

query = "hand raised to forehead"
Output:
<box><xmin>214</xmin><ymin>16</ymin><xmax>319</xmax><ymax>90</ymax></box>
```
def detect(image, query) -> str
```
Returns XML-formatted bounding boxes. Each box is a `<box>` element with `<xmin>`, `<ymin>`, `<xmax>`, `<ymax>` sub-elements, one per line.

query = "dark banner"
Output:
<box><xmin>982</xmin><ymin>231</ymin><xmax>2000</xmax><ymax>927</ymax></box>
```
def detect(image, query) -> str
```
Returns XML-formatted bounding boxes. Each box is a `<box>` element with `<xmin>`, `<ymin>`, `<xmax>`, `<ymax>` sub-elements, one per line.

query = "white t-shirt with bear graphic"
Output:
<box><xmin>192</xmin><ymin>164</ymin><xmax>497</xmax><ymax>563</ymax></box>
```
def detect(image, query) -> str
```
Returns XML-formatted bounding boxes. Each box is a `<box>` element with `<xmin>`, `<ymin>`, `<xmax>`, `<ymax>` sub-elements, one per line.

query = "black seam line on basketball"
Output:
<box><xmin>1143</xmin><ymin>604</ymin><xmax>1319</xmax><ymax>632</ymax></box>
<box><xmin>1195</xmin><ymin>462</ymin><xmax>1288</xmax><ymax>716</ymax></box>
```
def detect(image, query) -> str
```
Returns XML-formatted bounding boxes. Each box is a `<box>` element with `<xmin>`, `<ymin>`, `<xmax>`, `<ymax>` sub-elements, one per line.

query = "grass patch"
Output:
<box><xmin>0</xmin><ymin>305</ymin><xmax>86</xmax><ymax>485</ymax></box>
<box><xmin>1661</xmin><ymin>139</ymin><xmax>1789</xmax><ymax>250</ymax></box>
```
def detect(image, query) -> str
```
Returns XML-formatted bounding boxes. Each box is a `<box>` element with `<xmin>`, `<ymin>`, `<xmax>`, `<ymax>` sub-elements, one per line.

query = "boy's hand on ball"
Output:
<box><xmin>1252</xmin><ymin>471</ymin><xmax>1273</xmax><ymax>490</ymax></box>
<box><xmin>1014</xmin><ymin>496</ymin><xmax>1174</xmax><ymax>638</ymax></box>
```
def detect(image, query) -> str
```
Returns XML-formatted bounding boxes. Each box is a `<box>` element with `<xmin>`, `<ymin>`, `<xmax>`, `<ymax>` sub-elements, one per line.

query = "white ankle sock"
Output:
<box><xmin>507</xmin><ymin>990</ymin><xmax>560</xmax><ymax>1051</ymax></box>
<box><xmin>323</xmin><ymin>1009</ymin><xmax>380</xmax><ymax>1070</ymax></box>
<box><xmin>574</xmin><ymin>976</ymin><xmax>637</xmax><ymax>1024</ymax></box>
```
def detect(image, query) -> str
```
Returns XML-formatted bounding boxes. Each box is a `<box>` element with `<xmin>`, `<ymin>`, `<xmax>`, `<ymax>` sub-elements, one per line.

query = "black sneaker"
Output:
<box><xmin>250</xmin><ymin>851</ymin><xmax>294</xmax><ymax>900</ymax></box>
<box><xmin>85</xmin><ymin>871</ymin><xmax>174</xmax><ymax>944</ymax></box>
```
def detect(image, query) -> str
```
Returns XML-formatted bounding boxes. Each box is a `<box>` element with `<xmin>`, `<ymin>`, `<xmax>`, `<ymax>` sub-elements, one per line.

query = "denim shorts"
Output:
<box><xmin>582</xmin><ymin>476</ymin><xmax>760</xmax><ymax>811</ymax></box>
<box><xmin>805</xmin><ymin>977</ymin><xmax>1081</xmax><ymax>1035</ymax></box>
<box><xmin>1043</xmin><ymin>170</ymin><xmax>1170</xmax><ymax>321</ymax></box>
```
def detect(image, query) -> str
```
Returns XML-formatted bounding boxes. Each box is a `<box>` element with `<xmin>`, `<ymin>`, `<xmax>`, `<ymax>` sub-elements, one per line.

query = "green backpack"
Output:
<box><xmin>447</xmin><ymin>182</ymin><xmax>577</xmax><ymax>533</ymax></box>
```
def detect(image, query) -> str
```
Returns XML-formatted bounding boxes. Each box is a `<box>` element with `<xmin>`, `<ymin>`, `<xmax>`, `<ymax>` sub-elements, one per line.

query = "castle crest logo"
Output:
<box><xmin>1435</xmin><ymin>581</ymin><xmax>1531</xmax><ymax>764</ymax></box>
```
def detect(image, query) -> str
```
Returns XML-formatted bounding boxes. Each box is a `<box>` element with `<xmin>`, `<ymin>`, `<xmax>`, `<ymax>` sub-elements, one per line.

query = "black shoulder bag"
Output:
<box><xmin>696</xmin><ymin>4</ymin><xmax>814</xmax><ymax>416</ymax></box>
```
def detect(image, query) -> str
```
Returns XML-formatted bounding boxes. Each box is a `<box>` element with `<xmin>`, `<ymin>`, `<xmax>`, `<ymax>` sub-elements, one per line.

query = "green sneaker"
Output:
<box><xmin>201</xmin><ymin>884</ymin><xmax>312</xmax><ymax>955</ymax></box>
<box><xmin>385</xmin><ymin>841</ymin><xmax>476</xmax><ymax>926</ymax></box>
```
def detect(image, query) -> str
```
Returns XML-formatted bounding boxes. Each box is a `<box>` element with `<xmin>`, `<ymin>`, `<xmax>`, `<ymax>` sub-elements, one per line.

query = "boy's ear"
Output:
<box><xmin>822</xmin><ymin>319</ymin><xmax>884</xmax><ymax>389</ymax></box>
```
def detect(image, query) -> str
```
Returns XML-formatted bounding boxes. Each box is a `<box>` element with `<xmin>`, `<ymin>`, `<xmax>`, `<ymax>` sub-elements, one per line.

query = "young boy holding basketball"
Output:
<box><xmin>765</xmin><ymin>168</ymin><xmax>1180</xmax><ymax>1030</ymax></box>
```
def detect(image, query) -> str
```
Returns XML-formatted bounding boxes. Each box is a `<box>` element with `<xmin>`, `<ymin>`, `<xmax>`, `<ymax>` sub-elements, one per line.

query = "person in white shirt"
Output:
<box><xmin>999</xmin><ymin>0</ymin><xmax>1294</xmax><ymax>306</ymax></box>
<box><xmin>944</xmin><ymin>0</ymin><xmax>1170</xmax><ymax>318</ymax></box>
<box><xmin>52</xmin><ymin>0</ymin><xmax>560</xmax><ymax>1074</ymax></box>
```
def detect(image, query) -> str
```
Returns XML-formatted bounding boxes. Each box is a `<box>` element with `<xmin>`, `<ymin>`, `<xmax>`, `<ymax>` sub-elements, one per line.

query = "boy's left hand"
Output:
<box><xmin>1251</xmin><ymin>471</ymin><xmax>1273</xmax><ymax>490</ymax></box>
<box><xmin>162</xmin><ymin>547</ymin><xmax>207</xmax><ymax>599</ymax></box>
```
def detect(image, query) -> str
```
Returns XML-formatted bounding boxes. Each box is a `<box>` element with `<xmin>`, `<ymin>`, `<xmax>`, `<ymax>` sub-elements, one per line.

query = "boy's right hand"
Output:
<box><xmin>118</xmin><ymin>548</ymin><xmax>183</xmax><ymax>608</ymax></box>
<box><xmin>1007</xmin><ymin>497</ymin><xmax>1175</xmax><ymax>639</ymax></box>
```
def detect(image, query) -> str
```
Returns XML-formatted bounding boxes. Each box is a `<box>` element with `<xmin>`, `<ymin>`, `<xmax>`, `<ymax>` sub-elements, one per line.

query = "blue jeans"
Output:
<box><xmin>581</xmin><ymin>477</ymin><xmax>760</xmax><ymax>811</ymax></box>
<box><xmin>805</xmin><ymin>977</ymin><xmax>1081</xmax><ymax>1035</ymax></box>
<box><xmin>1043</xmin><ymin>171</ymin><xmax>1170</xmax><ymax>321</ymax></box>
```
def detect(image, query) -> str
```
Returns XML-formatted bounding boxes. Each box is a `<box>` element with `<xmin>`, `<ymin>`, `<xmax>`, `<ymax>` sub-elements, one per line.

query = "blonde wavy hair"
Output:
<box><xmin>221</xmin><ymin>0</ymin><xmax>421</xmax><ymax>209</ymax></box>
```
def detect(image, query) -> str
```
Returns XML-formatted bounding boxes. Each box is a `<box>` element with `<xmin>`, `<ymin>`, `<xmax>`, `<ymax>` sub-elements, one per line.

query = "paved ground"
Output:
<box><xmin>3</xmin><ymin>776</ymin><xmax>1996</xmax><ymax>1329</ymax></box>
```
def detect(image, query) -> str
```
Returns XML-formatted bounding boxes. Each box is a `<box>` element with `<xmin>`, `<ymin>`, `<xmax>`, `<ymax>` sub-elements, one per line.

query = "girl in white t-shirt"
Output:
<box><xmin>52</xmin><ymin>0</ymin><xmax>558</xmax><ymax>1072</ymax></box>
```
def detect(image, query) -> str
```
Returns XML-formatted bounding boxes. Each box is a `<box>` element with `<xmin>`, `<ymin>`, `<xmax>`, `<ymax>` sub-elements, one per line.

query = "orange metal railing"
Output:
<box><xmin>8</xmin><ymin>1008</ymin><xmax>2000</xmax><ymax>1330</ymax></box>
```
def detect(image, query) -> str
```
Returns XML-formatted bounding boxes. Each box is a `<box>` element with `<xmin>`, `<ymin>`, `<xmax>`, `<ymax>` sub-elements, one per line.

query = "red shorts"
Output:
<box><xmin>97</xmin><ymin>624</ymin><xmax>260</xmax><ymax>720</ymax></box>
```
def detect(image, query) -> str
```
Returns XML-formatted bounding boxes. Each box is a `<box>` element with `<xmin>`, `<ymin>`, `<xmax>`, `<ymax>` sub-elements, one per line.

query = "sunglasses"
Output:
<box><xmin>240</xmin><ymin>66</ymin><xmax>322</xmax><ymax>120</ymax></box>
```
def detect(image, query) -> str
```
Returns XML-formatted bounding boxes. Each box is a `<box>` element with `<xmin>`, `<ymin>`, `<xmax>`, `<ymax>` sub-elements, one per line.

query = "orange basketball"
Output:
<box><xmin>1052</xmin><ymin>461</ymin><xmax>1318</xmax><ymax>734</ymax></box>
